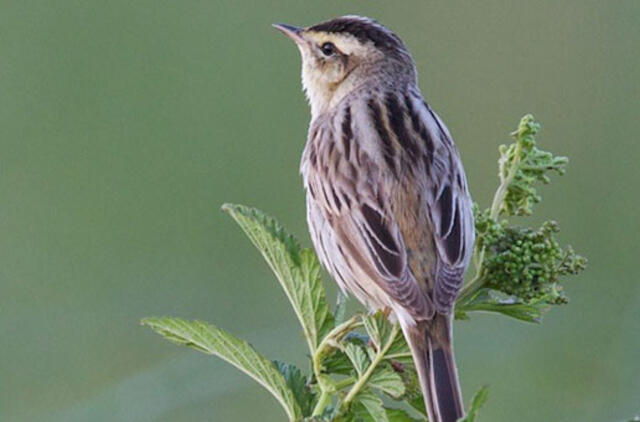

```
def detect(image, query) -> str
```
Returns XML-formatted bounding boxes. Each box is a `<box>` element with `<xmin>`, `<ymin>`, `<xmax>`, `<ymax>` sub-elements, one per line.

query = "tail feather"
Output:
<box><xmin>402</xmin><ymin>314</ymin><xmax>464</xmax><ymax>422</ymax></box>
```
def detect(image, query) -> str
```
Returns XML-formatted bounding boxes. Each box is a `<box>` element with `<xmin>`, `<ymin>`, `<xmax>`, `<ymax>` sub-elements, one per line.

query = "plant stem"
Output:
<box><xmin>310</xmin><ymin>316</ymin><xmax>360</xmax><ymax>417</ymax></box>
<box><xmin>341</xmin><ymin>324</ymin><xmax>400</xmax><ymax>408</ymax></box>
<box><xmin>490</xmin><ymin>141</ymin><xmax>522</xmax><ymax>220</ymax></box>
<box><xmin>334</xmin><ymin>376</ymin><xmax>356</xmax><ymax>390</ymax></box>
<box><xmin>458</xmin><ymin>141</ymin><xmax>523</xmax><ymax>303</ymax></box>
<box><xmin>312</xmin><ymin>390</ymin><xmax>331</xmax><ymax>417</ymax></box>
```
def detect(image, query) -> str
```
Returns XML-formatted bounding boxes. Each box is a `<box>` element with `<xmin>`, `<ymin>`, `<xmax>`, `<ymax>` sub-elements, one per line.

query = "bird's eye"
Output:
<box><xmin>320</xmin><ymin>42</ymin><xmax>336</xmax><ymax>57</ymax></box>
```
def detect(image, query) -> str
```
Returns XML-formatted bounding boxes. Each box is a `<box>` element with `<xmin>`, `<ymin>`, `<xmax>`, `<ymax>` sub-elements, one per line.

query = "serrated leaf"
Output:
<box><xmin>335</xmin><ymin>291</ymin><xmax>348</xmax><ymax>325</ymax></box>
<box><xmin>406</xmin><ymin>395</ymin><xmax>427</xmax><ymax>420</ymax></box>
<box><xmin>142</xmin><ymin>317</ymin><xmax>300</xmax><ymax>421</ymax></box>
<box><xmin>322</xmin><ymin>320</ymin><xmax>367</xmax><ymax>376</ymax></box>
<box><xmin>456</xmin><ymin>288</ymin><xmax>546</xmax><ymax>323</ymax></box>
<box><xmin>274</xmin><ymin>361</ymin><xmax>315</xmax><ymax>417</ymax></box>
<box><xmin>322</xmin><ymin>349</ymin><xmax>354</xmax><ymax>376</ymax></box>
<box><xmin>499</xmin><ymin>115</ymin><xmax>568</xmax><ymax>217</ymax></box>
<box><xmin>344</xmin><ymin>343</ymin><xmax>370</xmax><ymax>376</ymax></box>
<box><xmin>360</xmin><ymin>315</ymin><xmax>411</xmax><ymax>367</ymax></box>
<box><xmin>365</xmin><ymin>345</ymin><xmax>377</xmax><ymax>362</ymax></box>
<box><xmin>385</xmin><ymin>332</ymin><xmax>413</xmax><ymax>367</ymax></box>
<box><xmin>368</xmin><ymin>366</ymin><xmax>405</xmax><ymax>398</ymax></box>
<box><xmin>385</xmin><ymin>408</ymin><xmax>423</xmax><ymax>422</ymax></box>
<box><xmin>222</xmin><ymin>204</ymin><xmax>334</xmax><ymax>354</ymax></box>
<box><xmin>460</xmin><ymin>385</ymin><xmax>489</xmax><ymax>422</ymax></box>
<box><xmin>396</xmin><ymin>363</ymin><xmax>426</xmax><ymax>419</ymax></box>
<box><xmin>363</xmin><ymin>312</ymin><xmax>393</xmax><ymax>349</ymax></box>
<box><xmin>356</xmin><ymin>389</ymin><xmax>388</xmax><ymax>422</ymax></box>
<box><xmin>343</xmin><ymin>404</ymin><xmax>422</xmax><ymax>422</ymax></box>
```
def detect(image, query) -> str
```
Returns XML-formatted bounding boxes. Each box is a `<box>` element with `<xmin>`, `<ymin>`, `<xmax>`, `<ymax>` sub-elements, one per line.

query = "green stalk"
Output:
<box><xmin>312</xmin><ymin>390</ymin><xmax>331</xmax><ymax>417</ymax></box>
<box><xmin>341</xmin><ymin>324</ymin><xmax>400</xmax><ymax>408</ymax></box>
<box><xmin>334</xmin><ymin>376</ymin><xmax>356</xmax><ymax>390</ymax></box>
<box><xmin>458</xmin><ymin>141</ymin><xmax>523</xmax><ymax>303</ymax></box>
<box><xmin>310</xmin><ymin>316</ymin><xmax>360</xmax><ymax>417</ymax></box>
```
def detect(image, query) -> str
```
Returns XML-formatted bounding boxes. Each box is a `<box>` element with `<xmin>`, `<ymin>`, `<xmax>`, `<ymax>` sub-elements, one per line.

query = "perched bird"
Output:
<box><xmin>274</xmin><ymin>16</ymin><xmax>474</xmax><ymax>422</ymax></box>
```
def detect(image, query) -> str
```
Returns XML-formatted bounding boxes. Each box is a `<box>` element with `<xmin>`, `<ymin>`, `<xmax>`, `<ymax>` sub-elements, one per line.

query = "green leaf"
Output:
<box><xmin>460</xmin><ymin>385</ymin><xmax>489</xmax><ymax>422</ymax></box>
<box><xmin>356</xmin><ymin>389</ymin><xmax>388</xmax><ymax>422</ymax></box>
<box><xmin>222</xmin><ymin>204</ymin><xmax>334</xmax><ymax>355</ymax></box>
<box><xmin>396</xmin><ymin>365</ymin><xmax>426</xmax><ymax>419</ymax></box>
<box><xmin>334</xmin><ymin>291</ymin><xmax>348</xmax><ymax>325</ymax></box>
<box><xmin>363</xmin><ymin>312</ymin><xmax>393</xmax><ymax>350</ymax></box>
<box><xmin>361</xmin><ymin>313</ymin><xmax>413</xmax><ymax>368</ymax></box>
<box><xmin>385</xmin><ymin>408</ymin><xmax>424</xmax><ymax>422</ymax></box>
<box><xmin>274</xmin><ymin>361</ymin><xmax>315</xmax><ymax>417</ymax></box>
<box><xmin>344</xmin><ymin>343</ymin><xmax>370</xmax><ymax>376</ymax></box>
<box><xmin>321</xmin><ymin>318</ymin><xmax>367</xmax><ymax>376</ymax></box>
<box><xmin>498</xmin><ymin>114</ymin><xmax>568</xmax><ymax>217</ymax></box>
<box><xmin>142</xmin><ymin>317</ymin><xmax>301</xmax><ymax>421</ymax></box>
<box><xmin>456</xmin><ymin>288</ymin><xmax>546</xmax><ymax>323</ymax></box>
<box><xmin>343</xmin><ymin>405</ymin><xmax>422</xmax><ymax>422</ymax></box>
<box><xmin>385</xmin><ymin>332</ymin><xmax>413</xmax><ymax>367</ymax></box>
<box><xmin>368</xmin><ymin>366</ymin><xmax>405</xmax><ymax>398</ymax></box>
<box><xmin>407</xmin><ymin>398</ymin><xmax>427</xmax><ymax>420</ymax></box>
<box><xmin>365</xmin><ymin>345</ymin><xmax>377</xmax><ymax>362</ymax></box>
<box><xmin>322</xmin><ymin>349</ymin><xmax>354</xmax><ymax>376</ymax></box>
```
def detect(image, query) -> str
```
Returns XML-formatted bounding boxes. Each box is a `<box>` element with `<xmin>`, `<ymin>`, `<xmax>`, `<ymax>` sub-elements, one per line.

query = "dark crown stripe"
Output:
<box><xmin>367</xmin><ymin>98</ymin><xmax>397</xmax><ymax>177</ymax></box>
<box><xmin>385</xmin><ymin>93</ymin><xmax>419</xmax><ymax>160</ymax></box>
<box><xmin>309</xmin><ymin>17</ymin><xmax>403</xmax><ymax>51</ymax></box>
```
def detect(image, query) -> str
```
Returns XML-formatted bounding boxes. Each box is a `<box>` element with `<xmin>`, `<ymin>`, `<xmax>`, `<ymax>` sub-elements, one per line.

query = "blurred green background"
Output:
<box><xmin>1</xmin><ymin>1</ymin><xmax>638</xmax><ymax>421</ymax></box>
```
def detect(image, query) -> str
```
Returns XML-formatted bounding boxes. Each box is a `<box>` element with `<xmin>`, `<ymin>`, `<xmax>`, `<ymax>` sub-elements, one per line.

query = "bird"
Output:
<box><xmin>274</xmin><ymin>16</ymin><xmax>475</xmax><ymax>422</ymax></box>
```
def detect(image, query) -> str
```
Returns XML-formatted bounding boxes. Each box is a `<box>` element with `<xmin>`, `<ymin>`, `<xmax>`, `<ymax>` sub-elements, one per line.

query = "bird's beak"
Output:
<box><xmin>272</xmin><ymin>23</ymin><xmax>305</xmax><ymax>44</ymax></box>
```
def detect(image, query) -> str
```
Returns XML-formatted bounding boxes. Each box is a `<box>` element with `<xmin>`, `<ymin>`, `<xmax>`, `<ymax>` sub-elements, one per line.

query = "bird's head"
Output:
<box><xmin>274</xmin><ymin>16</ymin><xmax>416</xmax><ymax>116</ymax></box>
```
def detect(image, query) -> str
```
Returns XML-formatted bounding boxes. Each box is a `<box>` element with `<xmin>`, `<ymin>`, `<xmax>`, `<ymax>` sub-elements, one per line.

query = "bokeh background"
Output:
<box><xmin>1</xmin><ymin>1</ymin><xmax>638</xmax><ymax>421</ymax></box>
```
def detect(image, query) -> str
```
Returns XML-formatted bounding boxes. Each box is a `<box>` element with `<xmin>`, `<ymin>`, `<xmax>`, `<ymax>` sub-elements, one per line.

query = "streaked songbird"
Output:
<box><xmin>274</xmin><ymin>16</ymin><xmax>475</xmax><ymax>422</ymax></box>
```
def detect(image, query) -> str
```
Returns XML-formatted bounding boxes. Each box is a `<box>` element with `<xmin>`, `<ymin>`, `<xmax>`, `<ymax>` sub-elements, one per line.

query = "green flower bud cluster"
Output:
<box><xmin>498</xmin><ymin>114</ymin><xmax>568</xmax><ymax>216</ymax></box>
<box><xmin>473</xmin><ymin>204</ymin><xmax>504</xmax><ymax>246</ymax></box>
<box><xmin>476</xmin><ymin>210</ymin><xmax>587</xmax><ymax>304</ymax></box>
<box><xmin>459</xmin><ymin>116</ymin><xmax>587</xmax><ymax>321</ymax></box>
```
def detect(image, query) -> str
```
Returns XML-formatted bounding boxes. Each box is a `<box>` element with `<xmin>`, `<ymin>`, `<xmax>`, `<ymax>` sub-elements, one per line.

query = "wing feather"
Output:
<box><xmin>415</xmin><ymin>100</ymin><xmax>474</xmax><ymax>311</ymax></box>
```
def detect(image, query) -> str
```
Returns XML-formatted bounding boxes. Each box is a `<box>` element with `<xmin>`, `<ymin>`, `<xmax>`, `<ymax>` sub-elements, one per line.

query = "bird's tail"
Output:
<box><xmin>401</xmin><ymin>313</ymin><xmax>464</xmax><ymax>422</ymax></box>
